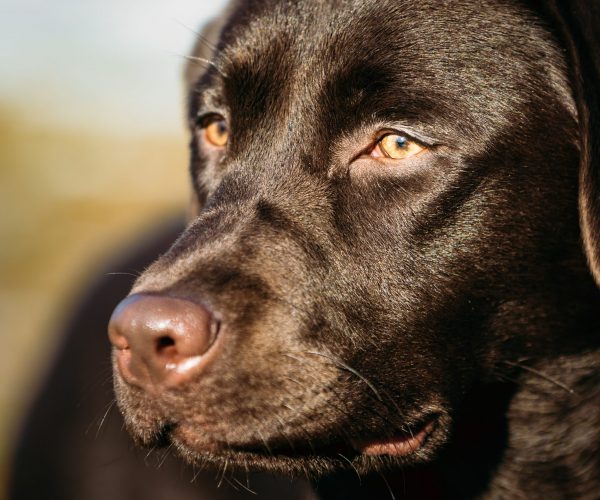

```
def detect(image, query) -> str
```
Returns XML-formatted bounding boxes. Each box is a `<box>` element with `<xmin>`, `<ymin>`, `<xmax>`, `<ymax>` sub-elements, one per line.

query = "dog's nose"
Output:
<box><xmin>108</xmin><ymin>294</ymin><xmax>220</xmax><ymax>389</ymax></box>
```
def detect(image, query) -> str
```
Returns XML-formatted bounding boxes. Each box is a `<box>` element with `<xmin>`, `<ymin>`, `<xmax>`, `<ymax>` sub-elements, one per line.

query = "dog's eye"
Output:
<box><xmin>197</xmin><ymin>115</ymin><xmax>229</xmax><ymax>148</ymax></box>
<box><xmin>373</xmin><ymin>133</ymin><xmax>425</xmax><ymax>160</ymax></box>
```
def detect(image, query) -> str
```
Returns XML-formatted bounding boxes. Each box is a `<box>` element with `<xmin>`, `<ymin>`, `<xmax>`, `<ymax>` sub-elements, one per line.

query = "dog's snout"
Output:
<box><xmin>108</xmin><ymin>294</ymin><xmax>221</xmax><ymax>389</ymax></box>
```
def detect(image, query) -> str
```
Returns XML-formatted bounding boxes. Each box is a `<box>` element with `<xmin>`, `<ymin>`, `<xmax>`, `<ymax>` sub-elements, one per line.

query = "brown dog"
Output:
<box><xmin>108</xmin><ymin>1</ymin><xmax>600</xmax><ymax>497</ymax></box>
<box><xmin>13</xmin><ymin>1</ymin><xmax>600</xmax><ymax>499</ymax></box>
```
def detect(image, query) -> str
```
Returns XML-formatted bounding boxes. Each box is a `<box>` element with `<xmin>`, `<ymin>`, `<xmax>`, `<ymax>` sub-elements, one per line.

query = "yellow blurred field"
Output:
<box><xmin>0</xmin><ymin>104</ymin><xmax>189</xmax><ymax>492</ymax></box>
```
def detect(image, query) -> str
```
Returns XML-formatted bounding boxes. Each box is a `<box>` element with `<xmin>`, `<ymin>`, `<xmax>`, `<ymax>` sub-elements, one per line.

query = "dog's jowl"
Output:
<box><xmin>108</xmin><ymin>1</ymin><xmax>600</xmax><ymax>497</ymax></box>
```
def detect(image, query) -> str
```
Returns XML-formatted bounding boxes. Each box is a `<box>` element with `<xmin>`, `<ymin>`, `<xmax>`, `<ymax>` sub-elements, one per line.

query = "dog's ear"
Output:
<box><xmin>546</xmin><ymin>1</ymin><xmax>600</xmax><ymax>286</ymax></box>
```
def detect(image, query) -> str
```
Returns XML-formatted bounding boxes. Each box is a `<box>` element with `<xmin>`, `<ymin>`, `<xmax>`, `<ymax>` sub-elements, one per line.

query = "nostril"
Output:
<box><xmin>156</xmin><ymin>336</ymin><xmax>175</xmax><ymax>353</ymax></box>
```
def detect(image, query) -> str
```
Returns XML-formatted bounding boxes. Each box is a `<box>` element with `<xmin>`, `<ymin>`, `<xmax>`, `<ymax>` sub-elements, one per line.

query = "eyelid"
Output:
<box><xmin>374</xmin><ymin>127</ymin><xmax>435</xmax><ymax>147</ymax></box>
<box><xmin>195</xmin><ymin>112</ymin><xmax>225</xmax><ymax>129</ymax></box>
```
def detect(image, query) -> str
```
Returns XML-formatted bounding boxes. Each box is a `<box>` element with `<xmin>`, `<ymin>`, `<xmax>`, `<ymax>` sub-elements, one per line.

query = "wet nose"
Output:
<box><xmin>108</xmin><ymin>293</ymin><xmax>221</xmax><ymax>389</ymax></box>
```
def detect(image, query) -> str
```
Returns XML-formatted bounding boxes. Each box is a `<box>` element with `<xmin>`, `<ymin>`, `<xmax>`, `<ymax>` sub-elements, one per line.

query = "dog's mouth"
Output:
<box><xmin>352</xmin><ymin>419</ymin><xmax>436</xmax><ymax>457</ymax></box>
<box><xmin>146</xmin><ymin>414</ymin><xmax>440</xmax><ymax>474</ymax></box>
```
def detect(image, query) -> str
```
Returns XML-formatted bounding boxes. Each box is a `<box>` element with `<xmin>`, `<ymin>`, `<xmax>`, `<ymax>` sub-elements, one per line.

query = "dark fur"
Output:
<box><xmin>113</xmin><ymin>1</ymin><xmax>600</xmax><ymax>497</ymax></box>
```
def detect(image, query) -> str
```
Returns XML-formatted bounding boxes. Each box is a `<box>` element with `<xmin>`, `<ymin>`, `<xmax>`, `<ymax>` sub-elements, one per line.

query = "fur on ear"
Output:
<box><xmin>545</xmin><ymin>1</ymin><xmax>600</xmax><ymax>286</ymax></box>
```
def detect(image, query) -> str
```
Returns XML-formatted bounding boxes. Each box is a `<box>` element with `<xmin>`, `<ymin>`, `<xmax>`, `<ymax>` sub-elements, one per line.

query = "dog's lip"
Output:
<box><xmin>171</xmin><ymin>425</ymin><xmax>351</xmax><ymax>457</ymax></box>
<box><xmin>165</xmin><ymin>416</ymin><xmax>438</xmax><ymax>461</ymax></box>
<box><xmin>353</xmin><ymin>420</ymin><xmax>436</xmax><ymax>457</ymax></box>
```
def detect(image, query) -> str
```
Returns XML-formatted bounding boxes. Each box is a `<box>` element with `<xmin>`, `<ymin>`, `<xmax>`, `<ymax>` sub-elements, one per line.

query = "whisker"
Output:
<box><xmin>191</xmin><ymin>465</ymin><xmax>202</xmax><ymax>483</ymax></box>
<box><xmin>503</xmin><ymin>360</ymin><xmax>576</xmax><ymax>395</ymax></box>
<box><xmin>301</xmin><ymin>349</ymin><xmax>412</xmax><ymax>426</ymax></box>
<box><xmin>223</xmin><ymin>476</ymin><xmax>240</xmax><ymax>492</ymax></box>
<box><xmin>337</xmin><ymin>453</ymin><xmax>362</xmax><ymax>484</ymax></box>
<box><xmin>296</xmin><ymin>350</ymin><xmax>412</xmax><ymax>426</ymax></box>
<box><xmin>95</xmin><ymin>399</ymin><xmax>117</xmax><ymax>438</ymax></box>
<box><xmin>171</xmin><ymin>18</ymin><xmax>218</xmax><ymax>52</ymax></box>
<box><xmin>243</xmin><ymin>462</ymin><xmax>254</xmax><ymax>493</ymax></box>
<box><xmin>283</xmin><ymin>351</ymin><xmax>413</xmax><ymax>443</ymax></box>
<box><xmin>157</xmin><ymin>443</ymin><xmax>173</xmax><ymax>468</ymax></box>
<box><xmin>304</xmin><ymin>350</ymin><xmax>383</xmax><ymax>402</ymax></box>
<box><xmin>256</xmin><ymin>428</ymin><xmax>274</xmax><ymax>456</ymax></box>
<box><xmin>183</xmin><ymin>55</ymin><xmax>226</xmax><ymax>77</ymax></box>
<box><xmin>379</xmin><ymin>472</ymin><xmax>397</xmax><ymax>500</ymax></box>
<box><xmin>216</xmin><ymin>458</ymin><xmax>229</xmax><ymax>488</ymax></box>
<box><xmin>233</xmin><ymin>476</ymin><xmax>257</xmax><ymax>495</ymax></box>
<box><xmin>144</xmin><ymin>445</ymin><xmax>157</xmax><ymax>462</ymax></box>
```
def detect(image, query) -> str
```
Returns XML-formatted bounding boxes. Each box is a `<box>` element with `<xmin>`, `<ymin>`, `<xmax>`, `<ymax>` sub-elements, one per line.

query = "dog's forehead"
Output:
<box><xmin>217</xmin><ymin>1</ymin><xmax>550</xmax><ymax>80</ymax></box>
<box><xmin>197</xmin><ymin>0</ymin><xmax>572</xmax><ymax>145</ymax></box>
<box><xmin>220</xmin><ymin>0</ymin><xmax>522</xmax><ymax>57</ymax></box>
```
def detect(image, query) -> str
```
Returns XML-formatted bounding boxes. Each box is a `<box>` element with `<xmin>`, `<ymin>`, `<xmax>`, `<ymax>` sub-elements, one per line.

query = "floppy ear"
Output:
<box><xmin>545</xmin><ymin>1</ymin><xmax>600</xmax><ymax>286</ymax></box>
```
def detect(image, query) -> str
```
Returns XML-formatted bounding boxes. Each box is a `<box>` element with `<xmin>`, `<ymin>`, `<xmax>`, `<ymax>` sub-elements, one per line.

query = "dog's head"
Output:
<box><xmin>108</xmin><ymin>0</ymin><xmax>600</xmax><ymax>476</ymax></box>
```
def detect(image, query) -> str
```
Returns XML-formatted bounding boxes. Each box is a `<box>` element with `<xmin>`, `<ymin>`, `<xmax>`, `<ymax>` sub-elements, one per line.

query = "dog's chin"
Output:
<box><xmin>127</xmin><ymin>415</ymin><xmax>447</xmax><ymax>477</ymax></box>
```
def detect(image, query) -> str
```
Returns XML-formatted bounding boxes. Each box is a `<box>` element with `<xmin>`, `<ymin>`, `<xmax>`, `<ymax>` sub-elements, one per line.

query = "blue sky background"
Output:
<box><xmin>0</xmin><ymin>0</ymin><xmax>229</xmax><ymax>135</ymax></box>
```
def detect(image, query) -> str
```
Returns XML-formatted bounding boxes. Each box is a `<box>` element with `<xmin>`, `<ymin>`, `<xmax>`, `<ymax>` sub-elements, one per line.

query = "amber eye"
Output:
<box><xmin>375</xmin><ymin>133</ymin><xmax>425</xmax><ymax>159</ymax></box>
<box><xmin>201</xmin><ymin>116</ymin><xmax>229</xmax><ymax>148</ymax></box>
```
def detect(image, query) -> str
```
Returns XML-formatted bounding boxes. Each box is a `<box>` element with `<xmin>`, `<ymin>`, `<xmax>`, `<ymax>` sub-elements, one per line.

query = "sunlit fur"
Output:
<box><xmin>114</xmin><ymin>1</ymin><xmax>600</xmax><ymax>497</ymax></box>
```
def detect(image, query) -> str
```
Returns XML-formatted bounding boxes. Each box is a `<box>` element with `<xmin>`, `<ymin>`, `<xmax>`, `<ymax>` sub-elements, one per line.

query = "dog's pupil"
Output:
<box><xmin>395</xmin><ymin>136</ymin><xmax>408</xmax><ymax>149</ymax></box>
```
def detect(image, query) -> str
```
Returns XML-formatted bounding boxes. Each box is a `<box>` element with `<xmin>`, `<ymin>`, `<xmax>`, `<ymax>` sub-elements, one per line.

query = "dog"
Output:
<box><xmin>106</xmin><ymin>1</ymin><xmax>600</xmax><ymax>498</ymax></box>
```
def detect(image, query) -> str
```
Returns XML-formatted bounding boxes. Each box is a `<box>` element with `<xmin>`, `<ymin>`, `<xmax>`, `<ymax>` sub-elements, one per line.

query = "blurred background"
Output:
<box><xmin>0</xmin><ymin>0</ymin><xmax>228</xmax><ymax>495</ymax></box>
